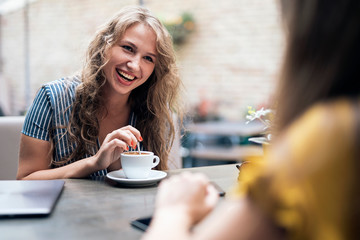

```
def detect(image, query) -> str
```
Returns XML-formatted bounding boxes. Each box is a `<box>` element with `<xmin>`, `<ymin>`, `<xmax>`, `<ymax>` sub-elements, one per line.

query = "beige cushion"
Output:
<box><xmin>0</xmin><ymin>116</ymin><xmax>25</xmax><ymax>180</ymax></box>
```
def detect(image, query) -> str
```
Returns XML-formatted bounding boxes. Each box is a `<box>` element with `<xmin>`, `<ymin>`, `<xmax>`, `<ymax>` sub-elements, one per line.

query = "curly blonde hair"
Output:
<box><xmin>64</xmin><ymin>6</ymin><xmax>183</xmax><ymax>170</ymax></box>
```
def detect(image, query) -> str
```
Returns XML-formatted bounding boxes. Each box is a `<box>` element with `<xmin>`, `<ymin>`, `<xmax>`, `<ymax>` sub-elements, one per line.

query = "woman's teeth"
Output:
<box><xmin>117</xmin><ymin>69</ymin><xmax>135</xmax><ymax>81</ymax></box>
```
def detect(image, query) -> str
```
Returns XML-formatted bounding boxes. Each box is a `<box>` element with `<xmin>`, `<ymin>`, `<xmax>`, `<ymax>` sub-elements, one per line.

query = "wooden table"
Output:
<box><xmin>0</xmin><ymin>164</ymin><xmax>239</xmax><ymax>240</ymax></box>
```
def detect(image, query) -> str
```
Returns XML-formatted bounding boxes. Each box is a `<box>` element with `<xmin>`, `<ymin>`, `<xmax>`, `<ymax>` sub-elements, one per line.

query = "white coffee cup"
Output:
<box><xmin>120</xmin><ymin>151</ymin><xmax>160</xmax><ymax>179</ymax></box>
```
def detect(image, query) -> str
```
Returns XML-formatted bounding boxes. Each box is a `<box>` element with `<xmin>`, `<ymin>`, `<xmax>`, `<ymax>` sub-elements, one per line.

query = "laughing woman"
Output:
<box><xmin>17</xmin><ymin>6</ymin><xmax>183</xmax><ymax>180</ymax></box>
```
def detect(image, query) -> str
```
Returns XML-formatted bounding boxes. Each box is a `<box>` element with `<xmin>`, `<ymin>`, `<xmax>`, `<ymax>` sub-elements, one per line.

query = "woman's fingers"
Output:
<box><xmin>103</xmin><ymin>125</ymin><xmax>143</xmax><ymax>149</ymax></box>
<box><xmin>157</xmin><ymin>172</ymin><xmax>211</xmax><ymax>205</ymax></box>
<box><xmin>109</xmin><ymin>138</ymin><xmax>128</xmax><ymax>152</ymax></box>
<box><xmin>121</xmin><ymin>125</ymin><xmax>143</xmax><ymax>141</ymax></box>
<box><xmin>155</xmin><ymin>172</ymin><xmax>218</xmax><ymax>225</ymax></box>
<box><xmin>205</xmin><ymin>184</ymin><xmax>219</xmax><ymax>209</ymax></box>
<box><xmin>94</xmin><ymin>126</ymin><xmax>143</xmax><ymax>170</ymax></box>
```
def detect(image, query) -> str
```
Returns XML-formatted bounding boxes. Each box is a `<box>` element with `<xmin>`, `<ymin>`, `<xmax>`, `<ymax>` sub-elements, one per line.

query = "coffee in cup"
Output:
<box><xmin>120</xmin><ymin>151</ymin><xmax>160</xmax><ymax>179</ymax></box>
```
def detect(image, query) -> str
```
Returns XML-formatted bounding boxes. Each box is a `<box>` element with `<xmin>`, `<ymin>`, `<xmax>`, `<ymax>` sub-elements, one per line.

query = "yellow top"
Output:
<box><xmin>232</xmin><ymin>98</ymin><xmax>359</xmax><ymax>240</ymax></box>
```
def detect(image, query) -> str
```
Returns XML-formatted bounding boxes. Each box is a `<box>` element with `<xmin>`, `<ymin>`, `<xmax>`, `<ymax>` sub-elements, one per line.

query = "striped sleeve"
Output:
<box><xmin>22</xmin><ymin>86</ymin><xmax>53</xmax><ymax>141</ymax></box>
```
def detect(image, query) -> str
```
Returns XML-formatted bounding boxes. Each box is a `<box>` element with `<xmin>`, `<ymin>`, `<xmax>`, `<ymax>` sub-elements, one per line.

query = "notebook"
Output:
<box><xmin>0</xmin><ymin>179</ymin><xmax>65</xmax><ymax>217</ymax></box>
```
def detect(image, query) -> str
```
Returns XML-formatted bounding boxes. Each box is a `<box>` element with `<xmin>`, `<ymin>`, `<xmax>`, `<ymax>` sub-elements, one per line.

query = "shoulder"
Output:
<box><xmin>39</xmin><ymin>75</ymin><xmax>81</xmax><ymax>111</ymax></box>
<box><xmin>269</xmin><ymin>98</ymin><xmax>358</xmax><ymax>171</ymax></box>
<box><xmin>40</xmin><ymin>75</ymin><xmax>81</xmax><ymax>102</ymax></box>
<box><xmin>42</xmin><ymin>75</ymin><xmax>81</xmax><ymax>93</ymax></box>
<box><xmin>289</xmin><ymin>98</ymin><xmax>356</xmax><ymax>141</ymax></box>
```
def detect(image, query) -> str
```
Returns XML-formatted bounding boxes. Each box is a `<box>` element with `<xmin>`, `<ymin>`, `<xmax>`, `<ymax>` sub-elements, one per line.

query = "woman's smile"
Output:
<box><xmin>116</xmin><ymin>69</ymin><xmax>136</xmax><ymax>82</ymax></box>
<box><xmin>116</xmin><ymin>68</ymin><xmax>137</xmax><ymax>86</ymax></box>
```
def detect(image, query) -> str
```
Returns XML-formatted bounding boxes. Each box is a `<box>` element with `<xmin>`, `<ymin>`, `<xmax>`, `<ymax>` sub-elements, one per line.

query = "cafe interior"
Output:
<box><xmin>2</xmin><ymin>0</ymin><xmax>349</xmax><ymax>239</ymax></box>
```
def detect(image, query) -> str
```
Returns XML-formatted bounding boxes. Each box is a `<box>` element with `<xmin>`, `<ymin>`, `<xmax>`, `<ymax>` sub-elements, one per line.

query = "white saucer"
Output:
<box><xmin>106</xmin><ymin>170</ymin><xmax>167</xmax><ymax>187</ymax></box>
<box><xmin>248</xmin><ymin>137</ymin><xmax>269</xmax><ymax>145</ymax></box>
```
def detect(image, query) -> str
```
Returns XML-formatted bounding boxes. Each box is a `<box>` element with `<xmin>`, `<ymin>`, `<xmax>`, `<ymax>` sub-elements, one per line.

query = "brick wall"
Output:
<box><xmin>0</xmin><ymin>0</ymin><xmax>284</xmax><ymax>120</ymax></box>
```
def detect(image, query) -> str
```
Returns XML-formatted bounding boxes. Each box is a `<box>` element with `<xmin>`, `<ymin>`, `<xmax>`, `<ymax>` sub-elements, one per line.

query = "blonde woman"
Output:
<box><xmin>17</xmin><ymin>6</ymin><xmax>182</xmax><ymax>180</ymax></box>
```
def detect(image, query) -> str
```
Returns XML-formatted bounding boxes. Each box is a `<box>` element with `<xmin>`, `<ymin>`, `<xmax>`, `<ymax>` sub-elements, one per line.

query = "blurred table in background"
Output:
<box><xmin>182</xmin><ymin>121</ymin><xmax>264</xmax><ymax>167</ymax></box>
<box><xmin>185</xmin><ymin>120</ymin><xmax>264</xmax><ymax>136</ymax></box>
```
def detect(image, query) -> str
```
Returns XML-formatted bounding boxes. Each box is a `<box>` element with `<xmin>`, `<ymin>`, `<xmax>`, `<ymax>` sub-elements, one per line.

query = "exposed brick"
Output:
<box><xmin>0</xmin><ymin>0</ymin><xmax>284</xmax><ymax>119</ymax></box>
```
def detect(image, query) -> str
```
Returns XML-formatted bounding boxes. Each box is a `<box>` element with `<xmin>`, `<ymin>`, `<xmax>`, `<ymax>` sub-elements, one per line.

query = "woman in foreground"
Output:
<box><xmin>143</xmin><ymin>0</ymin><xmax>360</xmax><ymax>239</ymax></box>
<box><xmin>17</xmin><ymin>6</ymin><xmax>182</xmax><ymax>180</ymax></box>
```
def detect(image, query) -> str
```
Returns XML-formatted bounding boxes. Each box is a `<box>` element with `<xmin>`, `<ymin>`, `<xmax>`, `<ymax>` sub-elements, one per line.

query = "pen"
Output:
<box><xmin>236</xmin><ymin>162</ymin><xmax>249</xmax><ymax>171</ymax></box>
<box><xmin>236</xmin><ymin>164</ymin><xmax>242</xmax><ymax>171</ymax></box>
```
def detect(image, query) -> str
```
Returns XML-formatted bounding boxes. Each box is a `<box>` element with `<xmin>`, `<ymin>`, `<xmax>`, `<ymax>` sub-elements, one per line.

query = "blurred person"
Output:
<box><xmin>143</xmin><ymin>0</ymin><xmax>360</xmax><ymax>239</ymax></box>
<box><xmin>17</xmin><ymin>6</ymin><xmax>183</xmax><ymax>180</ymax></box>
<box><xmin>0</xmin><ymin>105</ymin><xmax>4</xmax><ymax>116</ymax></box>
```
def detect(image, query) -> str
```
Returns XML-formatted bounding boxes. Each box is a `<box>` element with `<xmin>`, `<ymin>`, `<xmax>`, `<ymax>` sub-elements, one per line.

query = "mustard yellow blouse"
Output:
<box><xmin>233</xmin><ymin>98</ymin><xmax>359</xmax><ymax>240</ymax></box>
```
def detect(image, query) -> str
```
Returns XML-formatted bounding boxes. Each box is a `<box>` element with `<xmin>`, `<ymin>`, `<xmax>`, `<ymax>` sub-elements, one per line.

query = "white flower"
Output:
<box><xmin>245</xmin><ymin>107</ymin><xmax>273</xmax><ymax>129</ymax></box>
<box><xmin>246</xmin><ymin>106</ymin><xmax>274</xmax><ymax>145</ymax></box>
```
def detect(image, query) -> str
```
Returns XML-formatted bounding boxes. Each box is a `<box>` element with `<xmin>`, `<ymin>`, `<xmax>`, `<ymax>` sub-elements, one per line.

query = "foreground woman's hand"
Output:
<box><xmin>156</xmin><ymin>172</ymin><xmax>219</xmax><ymax>225</ymax></box>
<box><xmin>143</xmin><ymin>172</ymin><xmax>219</xmax><ymax>240</ymax></box>
<box><xmin>144</xmin><ymin>172</ymin><xmax>284</xmax><ymax>240</ymax></box>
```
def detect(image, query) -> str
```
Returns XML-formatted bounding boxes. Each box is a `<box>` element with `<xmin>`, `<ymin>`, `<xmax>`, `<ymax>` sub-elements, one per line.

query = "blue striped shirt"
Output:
<box><xmin>22</xmin><ymin>76</ymin><xmax>138</xmax><ymax>179</ymax></box>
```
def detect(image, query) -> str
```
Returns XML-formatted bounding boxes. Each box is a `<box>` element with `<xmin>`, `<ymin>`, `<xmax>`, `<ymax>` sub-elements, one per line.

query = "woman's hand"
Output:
<box><xmin>92</xmin><ymin>125</ymin><xmax>142</xmax><ymax>170</ymax></box>
<box><xmin>155</xmin><ymin>172</ymin><xmax>219</xmax><ymax>225</ymax></box>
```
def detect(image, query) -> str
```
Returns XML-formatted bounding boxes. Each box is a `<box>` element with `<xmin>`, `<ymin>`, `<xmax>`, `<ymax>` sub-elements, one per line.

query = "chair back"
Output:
<box><xmin>0</xmin><ymin>116</ymin><xmax>25</xmax><ymax>180</ymax></box>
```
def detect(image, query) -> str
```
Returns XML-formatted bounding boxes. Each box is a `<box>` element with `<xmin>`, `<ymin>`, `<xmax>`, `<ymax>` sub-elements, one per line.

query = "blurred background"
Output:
<box><xmin>0</xmin><ymin>0</ymin><xmax>284</xmax><ymax>169</ymax></box>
